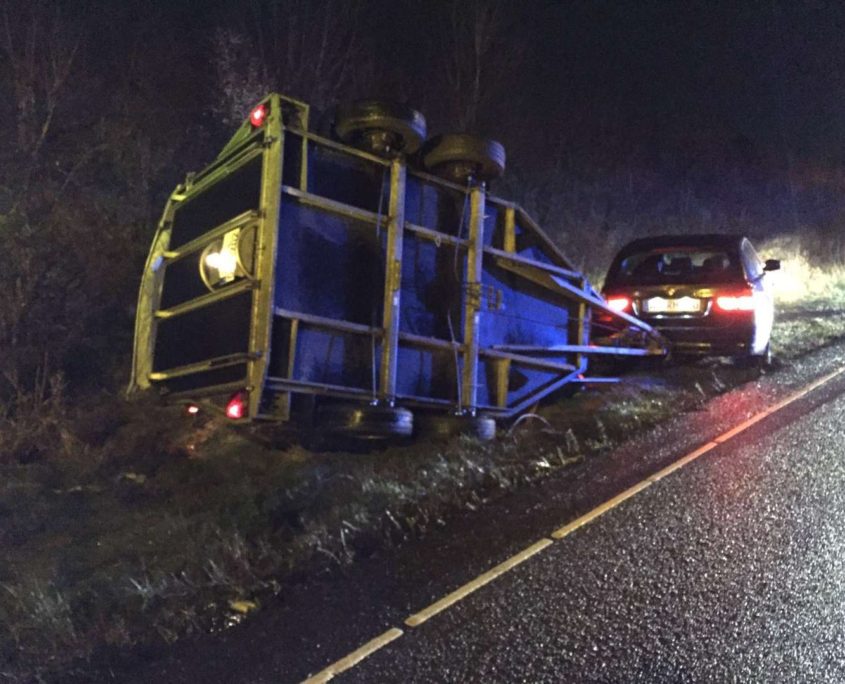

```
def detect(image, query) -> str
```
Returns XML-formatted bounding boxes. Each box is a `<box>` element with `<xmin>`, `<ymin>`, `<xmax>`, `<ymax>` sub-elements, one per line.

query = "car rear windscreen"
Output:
<box><xmin>609</xmin><ymin>248</ymin><xmax>743</xmax><ymax>285</ymax></box>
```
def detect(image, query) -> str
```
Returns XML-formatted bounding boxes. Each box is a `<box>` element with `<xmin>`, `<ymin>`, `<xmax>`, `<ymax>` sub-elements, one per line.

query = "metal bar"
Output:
<box><xmin>287</xmin><ymin>318</ymin><xmax>299</xmax><ymax>377</ymax></box>
<box><xmin>299</xmin><ymin>131</ymin><xmax>309</xmax><ymax>193</ymax></box>
<box><xmin>461</xmin><ymin>186</ymin><xmax>485</xmax><ymax>411</ymax></box>
<box><xmin>265</xmin><ymin>376</ymin><xmax>371</xmax><ymax>399</ymax></box>
<box><xmin>165</xmin><ymin>380</ymin><xmax>251</xmax><ymax>402</ymax></box>
<box><xmin>482</xmin><ymin>349</ymin><xmax>577</xmax><ymax>373</ymax></box>
<box><xmin>130</xmin><ymin>194</ymin><xmax>179</xmax><ymax>392</ymax></box>
<box><xmin>486</xmin><ymin>247</ymin><xmax>582</xmax><ymax>281</ymax></box>
<box><xmin>281</xmin><ymin>186</ymin><xmax>471</xmax><ymax>250</ymax></box>
<box><xmin>398</xmin><ymin>332</ymin><xmax>461</xmax><ymax>351</ymax></box>
<box><xmin>162</xmin><ymin>210</ymin><xmax>261</xmax><ymax>262</ymax></box>
<box><xmin>503</xmin><ymin>367</ymin><xmax>584</xmax><ymax>418</ymax></box>
<box><xmin>247</xmin><ymin>94</ymin><xmax>286</xmax><ymax>420</ymax></box>
<box><xmin>513</xmin><ymin>206</ymin><xmax>577</xmax><ymax>272</ymax></box>
<box><xmin>265</xmin><ymin>375</ymin><xmax>458</xmax><ymax>410</ymax></box>
<box><xmin>184</xmin><ymin>144</ymin><xmax>265</xmax><ymax>197</ymax></box>
<box><xmin>484</xmin><ymin>195</ymin><xmax>515</xmax><ymax>209</ymax></box>
<box><xmin>494</xmin><ymin>358</ymin><xmax>511</xmax><ymax>408</ymax></box>
<box><xmin>149</xmin><ymin>352</ymin><xmax>256</xmax><ymax>381</ymax></box>
<box><xmin>494</xmin><ymin>256</ymin><xmax>660</xmax><ymax>333</ymax></box>
<box><xmin>492</xmin><ymin>343</ymin><xmax>653</xmax><ymax>357</ymax></box>
<box><xmin>270</xmin><ymin>317</ymin><xmax>300</xmax><ymax>420</ymax></box>
<box><xmin>575</xmin><ymin>277</ymin><xmax>588</xmax><ymax>371</ymax></box>
<box><xmin>155</xmin><ymin>280</ymin><xmax>255</xmax><ymax>319</ymax></box>
<box><xmin>274</xmin><ymin>307</ymin><xmax>379</xmax><ymax>336</ymax></box>
<box><xmin>282</xmin><ymin>185</ymin><xmax>382</xmax><ymax>225</ymax></box>
<box><xmin>584</xmin><ymin>346</ymin><xmax>652</xmax><ymax>356</ymax></box>
<box><xmin>549</xmin><ymin>272</ymin><xmax>662</xmax><ymax>331</ymax></box>
<box><xmin>301</xmin><ymin>130</ymin><xmax>392</xmax><ymax>167</ymax></box>
<box><xmin>279</xmin><ymin>93</ymin><xmax>311</xmax><ymax>130</ymax></box>
<box><xmin>395</xmin><ymin>394</ymin><xmax>455</xmax><ymax>408</ymax></box>
<box><xmin>404</xmin><ymin>221</ymin><xmax>469</xmax><ymax>247</ymax></box>
<box><xmin>503</xmin><ymin>207</ymin><xmax>516</xmax><ymax>253</ymax></box>
<box><xmin>408</xmin><ymin>167</ymin><xmax>471</xmax><ymax>194</ymax></box>
<box><xmin>379</xmin><ymin>159</ymin><xmax>407</xmax><ymax>401</ymax></box>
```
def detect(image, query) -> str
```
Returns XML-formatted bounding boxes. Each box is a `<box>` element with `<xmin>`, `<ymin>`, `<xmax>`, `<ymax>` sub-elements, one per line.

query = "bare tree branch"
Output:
<box><xmin>212</xmin><ymin>0</ymin><xmax>374</xmax><ymax>124</ymax></box>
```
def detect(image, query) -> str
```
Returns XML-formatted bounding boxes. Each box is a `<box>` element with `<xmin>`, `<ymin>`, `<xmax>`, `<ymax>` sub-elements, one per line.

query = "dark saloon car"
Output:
<box><xmin>599</xmin><ymin>234</ymin><xmax>780</xmax><ymax>362</ymax></box>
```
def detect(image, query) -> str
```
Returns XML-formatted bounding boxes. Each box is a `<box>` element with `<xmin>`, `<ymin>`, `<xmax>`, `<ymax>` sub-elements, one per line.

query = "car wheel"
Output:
<box><xmin>735</xmin><ymin>344</ymin><xmax>772</xmax><ymax>370</ymax></box>
<box><xmin>422</xmin><ymin>134</ymin><xmax>506</xmax><ymax>184</ymax></box>
<box><xmin>414</xmin><ymin>412</ymin><xmax>497</xmax><ymax>441</ymax></box>
<box><xmin>333</xmin><ymin>101</ymin><xmax>427</xmax><ymax>157</ymax></box>
<box><xmin>755</xmin><ymin>344</ymin><xmax>773</xmax><ymax>369</ymax></box>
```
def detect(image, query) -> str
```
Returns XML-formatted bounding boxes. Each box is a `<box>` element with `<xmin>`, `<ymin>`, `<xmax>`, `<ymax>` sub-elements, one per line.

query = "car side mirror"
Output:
<box><xmin>763</xmin><ymin>259</ymin><xmax>780</xmax><ymax>272</ymax></box>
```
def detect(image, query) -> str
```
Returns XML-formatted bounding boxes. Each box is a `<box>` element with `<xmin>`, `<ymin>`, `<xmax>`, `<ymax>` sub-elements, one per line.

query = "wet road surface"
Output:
<box><xmin>346</xmin><ymin>363</ymin><xmax>845</xmax><ymax>682</ymax></box>
<box><xmin>116</xmin><ymin>344</ymin><xmax>845</xmax><ymax>683</ymax></box>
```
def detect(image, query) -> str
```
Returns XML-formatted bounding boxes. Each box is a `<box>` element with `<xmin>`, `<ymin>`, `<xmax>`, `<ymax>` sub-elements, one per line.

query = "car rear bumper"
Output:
<box><xmin>644</xmin><ymin>316</ymin><xmax>755</xmax><ymax>355</ymax></box>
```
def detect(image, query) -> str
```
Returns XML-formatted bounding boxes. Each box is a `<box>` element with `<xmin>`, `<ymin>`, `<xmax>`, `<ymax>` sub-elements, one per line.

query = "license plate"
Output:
<box><xmin>645</xmin><ymin>296</ymin><xmax>701</xmax><ymax>314</ymax></box>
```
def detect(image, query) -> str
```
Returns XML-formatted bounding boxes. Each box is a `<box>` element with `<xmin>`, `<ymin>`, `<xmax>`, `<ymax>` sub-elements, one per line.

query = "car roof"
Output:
<box><xmin>615</xmin><ymin>233</ymin><xmax>746</xmax><ymax>256</ymax></box>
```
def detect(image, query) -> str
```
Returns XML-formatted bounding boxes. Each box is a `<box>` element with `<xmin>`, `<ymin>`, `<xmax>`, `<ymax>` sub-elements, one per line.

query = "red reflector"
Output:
<box><xmin>715</xmin><ymin>293</ymin><xmax>755</xmax><ymax>311</ymax></box>
<box><xmin>249</xmin><ymin>103</ymin><xmax>268</xmax><ymax>128</ymax></box>
<box><xmin>225</xmin><ymin>392</ymin><xmax>248</xmax><ymax>420</ymax></box>
<box><xmin>606</xmin><ymin>296</ymin><xmax>631</xmax><ymax>313</ymax></box>
<box><xmin>185</xmin><ymin>404</ymin><xmax>200</xmax><ymax>416</ymax></box>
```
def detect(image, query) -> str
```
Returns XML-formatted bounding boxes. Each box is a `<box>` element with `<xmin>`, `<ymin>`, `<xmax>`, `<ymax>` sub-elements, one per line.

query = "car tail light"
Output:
<box><xmin>185</xmin><ymin>403</ymin><xmax>200</xmax><ymax>416</ymax></box>
<box><xmin>225</xmin><ymin>391</ymin><xmax>248</xmax><ymax>420</ymax></box>
<box><xmin>715</xmin><ymin>291</ymin><xmax>755</xmax><ymax>312</ymax></box>
<box><xmin>606</xmin><ymin>296</ymin><xmax>631</xmax><ymax>313</ymax></box>
<box><xmin>249</xmin><ymin>103</ymin><xmax>268</xmax><ymax>128</ymax></box>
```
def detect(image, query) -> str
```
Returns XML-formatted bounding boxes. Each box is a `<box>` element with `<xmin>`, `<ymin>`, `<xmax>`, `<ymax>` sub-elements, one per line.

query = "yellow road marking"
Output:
<box><xmin>714</xmin><ymin>366</ymin><xmax>845</xmax><ymax>443</ymax></box>
<box><xmin>646</xmin><ymin>442</ymin><xmax>717</xmax><ymax>482</ymax></box>
<box><xmin>301</xmin><ymin>628</ymin><xmax>404</xmax><ymax>683</ymax></box>
<box><xmin>302</xmin><ymin>365</ymin><xmax>845</xmax><ymax>681</ymax></box>
<box><xmin>551</xmin><ymin>442</ymin><xmax>719</xmax><ymax>539</ymax></box>
<box><xmin>405</xmin><ymin>538</ymin><xmax>553</xmax><ymax>627</ymax></box>
<box><xmin>553</xmin><ymin>365</ymin><xmax>845</xmax><ymax>540</ymax></box>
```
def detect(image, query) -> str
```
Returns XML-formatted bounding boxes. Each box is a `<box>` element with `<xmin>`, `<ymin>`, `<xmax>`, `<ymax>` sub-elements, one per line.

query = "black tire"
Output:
<box><xmin>315</xmin><ymin>403</ymin><xmax>414</xmax><ymax>440</ymax></box>
<box><xmin>334</xmin><ymin>101</ymin><xmax>427</xmax><ymax>156</ymax></box>
<box><xmin>758</xmin><ymin>343</ymin><xmax>773</xmax><ymax>368</ymax></box>
<box><xmin>422</xmin><ymin>134</ymin><xmax>506</xmax><ymax>183</ymax></box>
<box><xmin>752</xmin><ymin>343</ymin><xmax>773</xmax><ymax>369</ymax></box>
<box><xmin>734</xmin><ymin>344</ymin><xmax>772</xmax><ymax>370</ymax></box>
<box><xmin>414</xmin><ymin>412</ymin><xmax>497</xmax><ymax>442</ymax></box>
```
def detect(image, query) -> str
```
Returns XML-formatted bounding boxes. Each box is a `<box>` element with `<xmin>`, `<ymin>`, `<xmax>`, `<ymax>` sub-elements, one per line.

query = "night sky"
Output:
<box><xmin>20</xmin><ymin>1</ymin><xmax>844</xmax><ymax>169</ymax></box>
<box><xmin>66</xmin><ymin>0</ymin><xmax>845</xmax><ymax>164</ymax></box>
<box><xmin>366</xmin><ymin>1</ymin><xmax>845</xmax><ymax>165</ymax></box>
<box><xmin>535</xmin><ymin>1</ymin><xmax>845</xmax><ymax>162</ymax></box>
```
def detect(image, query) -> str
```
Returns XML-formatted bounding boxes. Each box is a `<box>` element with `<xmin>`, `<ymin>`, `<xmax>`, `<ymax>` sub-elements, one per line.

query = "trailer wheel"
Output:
<box><xmin>315</xmin><ymin>403</ymin><xmax>414</xmax><ymax>441</ymax></box>
<box><xmin>415</xmin><ymin>412</ymin><xmax>497</xmax><ymax>442</ymax></box>
<box><xmin>334</xmin><ymin>101</ymin><xmax>427</xmax><ymax>157</ymax></box>
<box><xmin>422</xmin><ymin>134</ymin><xmax>506</xmax><ymax>184</ymax></box>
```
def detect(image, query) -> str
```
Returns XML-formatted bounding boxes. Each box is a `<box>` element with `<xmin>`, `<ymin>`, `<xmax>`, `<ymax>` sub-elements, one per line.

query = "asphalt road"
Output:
<box><xmin>345</xmin><ymin>366</ymin><xmax>845</xmax><ymax>682</ymax></box>
<box><xmin>113</xmin><ymin>343</ymin><xmax>845</xmax><ymax>684</ymax></box>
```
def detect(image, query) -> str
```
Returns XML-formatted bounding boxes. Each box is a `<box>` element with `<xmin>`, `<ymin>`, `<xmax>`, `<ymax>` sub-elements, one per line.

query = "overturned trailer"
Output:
<box><xmin>131</xmin><ymin>93</ymin><xmax>664</xmax><ymax>439</ymax></box>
